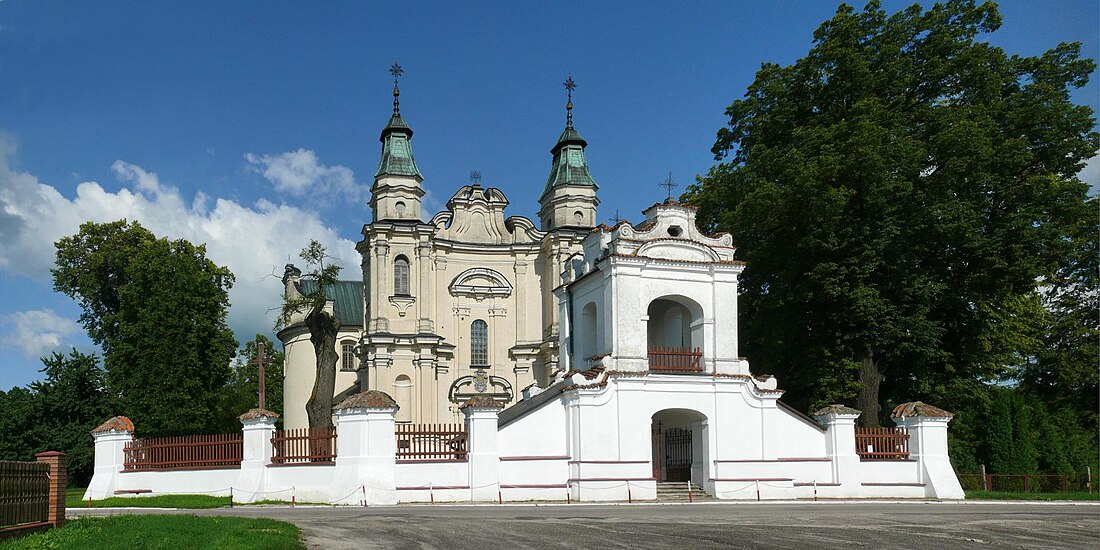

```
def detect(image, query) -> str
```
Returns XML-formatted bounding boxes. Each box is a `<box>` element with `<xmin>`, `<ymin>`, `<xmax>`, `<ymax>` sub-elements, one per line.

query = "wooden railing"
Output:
<box><xmin>855</xmin><ymin>427</ymin><xmax>910</xmax><ymax>460</ymax></box>
<box><xmin>0</xmin><ymin>461</ymin><xmax>48</xmax><ymax>530</ymax></box>
<box><xmin>648</xmin><ymin>346</ymin><xmax>704</xmax><ymax>373</ymax></box>
<box><xmin>271</xmin><ymin>427</ymin><xmax>337</xmax><ymax>464</ymax></box>
<box><xmin>123</xmin><ymin>433</ymin><xmax>243</xmax><ymax>471</ymax></box>
<box><xmin>395</xmin><ymin>423</ymin><xmax>467</xmax><ymax>462</ymax></box>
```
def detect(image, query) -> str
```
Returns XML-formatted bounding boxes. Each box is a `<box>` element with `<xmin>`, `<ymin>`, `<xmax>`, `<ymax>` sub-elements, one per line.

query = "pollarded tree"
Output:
<box><xmin>53</xmin><ymin>220</ymin><xmax>238</xmax><ymax>436</ymax></box>
<box><xmin>278</xmin><ymin>240</ymin><xmax>341</xmax><ymax>430</ymax></box>
<box><xmin>684</xmin><ymin>0</ymin><xmax>1097</xmax><ymax>425</ymax></box>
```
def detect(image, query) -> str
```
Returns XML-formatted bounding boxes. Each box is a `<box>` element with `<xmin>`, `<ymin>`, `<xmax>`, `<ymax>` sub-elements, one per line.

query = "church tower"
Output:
<box><xmin>538</xmin><ymin>76</ymin><xmax>599</xmax><ymax>230</ymax></box>
<box><xmin>370</xmin><ymin>63</ymin><xmax>424</xmax><ymax>222</ymax></box>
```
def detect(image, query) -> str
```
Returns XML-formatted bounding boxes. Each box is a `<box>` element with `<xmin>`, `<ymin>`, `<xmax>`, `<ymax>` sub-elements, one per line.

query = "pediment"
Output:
<box><xmin>636</xmin><ymin>240</ymin><xmax>720</xmax><ymax>263</ymax></box>
<box><xmin>449</xmin><ymin>268</ymin><xmax>512</xmax><ymax>298</ymax></box>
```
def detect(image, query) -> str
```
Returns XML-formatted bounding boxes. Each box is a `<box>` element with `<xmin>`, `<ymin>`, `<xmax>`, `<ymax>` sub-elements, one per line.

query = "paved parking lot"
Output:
<box><xmin>76</xmin><ymin>501</ymin><xmax>1099</xmax><ymax>549</ymax></box>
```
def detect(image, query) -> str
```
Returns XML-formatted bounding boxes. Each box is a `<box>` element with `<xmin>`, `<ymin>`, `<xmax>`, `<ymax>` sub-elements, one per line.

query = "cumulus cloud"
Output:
<box><xmin>0</xmin><ymin>309</ymin><xmax>82</xmax><ymax>359</ymax></box>
<box><xmin>245</xmin><ymin>148</ymin><xmax>363</xmax><ymax>204</ymax></box>
<box><xmin>0</xmin><ymin>137</ymin><xmax>362</xmax><ymax>346</ymax></box>
<box><xmin>1080</xmin><ymin>154</ymin><xmax>1099</xmax><ymax>195</ymax></box>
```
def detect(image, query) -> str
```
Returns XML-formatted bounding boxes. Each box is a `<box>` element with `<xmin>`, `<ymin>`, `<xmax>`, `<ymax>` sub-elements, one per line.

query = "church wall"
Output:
<box><xmin>281</xmin><ymin>326</ymin><xmax>363</xmax><ymax>430</ymax></box>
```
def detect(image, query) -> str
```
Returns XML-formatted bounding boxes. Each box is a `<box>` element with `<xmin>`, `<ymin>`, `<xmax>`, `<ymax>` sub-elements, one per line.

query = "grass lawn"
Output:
<box><xmin>65</xmin><ymin>488</ymin><xmax>230</xmax><ymax>509</ymax></box>
<box><xmin>0</xmin><ymin>515</ymin><xmax>303</xmax><ymax>549</ymax></box>
<box><xmin>965</xmin><ymin>490</ymin><xmax>1099</xmax><ymax>501</ymax></box>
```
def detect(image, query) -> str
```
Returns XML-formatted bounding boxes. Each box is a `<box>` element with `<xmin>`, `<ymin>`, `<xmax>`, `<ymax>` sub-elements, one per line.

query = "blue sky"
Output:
<box><xmin>1</xmin><ymin>0</ymin><xmax>1097</xmax><ymax>390</ymax></box>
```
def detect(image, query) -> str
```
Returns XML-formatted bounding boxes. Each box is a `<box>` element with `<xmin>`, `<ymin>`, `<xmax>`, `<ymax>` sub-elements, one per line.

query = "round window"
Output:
<box><xmin>667</xmin><ymin>225</ymin><xmax>683</xmax><ymax>237</ymax></box>
<box><xmin>395</xmin><ymin>201</ymin><xmax>406</xmax><ymax>214</ymax></box>
<box><xmin>573</xmin><ymin>210</ymin><xmax>584</xmax><ymax>223</ymax></box>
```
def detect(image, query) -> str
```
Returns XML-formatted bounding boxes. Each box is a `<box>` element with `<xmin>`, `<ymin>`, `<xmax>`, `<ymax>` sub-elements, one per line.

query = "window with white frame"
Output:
<box><xmin>470</xmin><ymin>319</ymin><xmax>488</xmax><ymax>367</ymax></box>
<box><xmin>393</xmin><ymin>256</ymin><xmax>410</xmax><ymax>296</ymax></box>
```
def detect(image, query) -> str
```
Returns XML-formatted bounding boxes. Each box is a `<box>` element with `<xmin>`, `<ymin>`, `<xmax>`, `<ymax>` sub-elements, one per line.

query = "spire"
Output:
<box><xmin>375</xmin><ymin>61</ymin><xmax>422</xmax><ymax>180</ymax></box>
<box><xmin>540</xmin><ymin>75</ymin><xmax>597</xmax><ymax>202</ymax></box>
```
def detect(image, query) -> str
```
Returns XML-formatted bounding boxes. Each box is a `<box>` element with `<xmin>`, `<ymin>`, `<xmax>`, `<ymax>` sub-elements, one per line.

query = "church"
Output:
<box><xmin>86</xmin><ymin>73</ymin><xmax>965</xmax><ymax>503</ymax></box>
<box><xmin>278</xmin><ymin>74</ymin><xmax>600</xmax><ymax>429</ymax></box>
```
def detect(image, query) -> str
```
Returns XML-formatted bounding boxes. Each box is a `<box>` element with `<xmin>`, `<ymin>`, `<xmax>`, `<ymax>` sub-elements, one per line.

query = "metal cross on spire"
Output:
<box><xmin>389</xmin><ymin>62</ymin><xmax>404</xmax><ymax>115</ymax></box>
<box><xmin>249</xmin><ymin>341</ymin><xmax>275</xmax><ymax>411</ymax></box>
<box><xmin>563</xmin><ymin>75</ymin><xmax>576</xmax><ymax>127</ymax></box>
<box><xmin>660</xmin><ymin>172</ymin><xmax>678</xmax><ymax>202</ymax></box>
<box><xmin>608</xmin><ymin>209</ymin><xmax>626</xmax><ymax>225</ymax></box>
<box><xmin>470</xmin><ymin>170</ymin><xmax>482</xmax><ymax>185</ymax></box>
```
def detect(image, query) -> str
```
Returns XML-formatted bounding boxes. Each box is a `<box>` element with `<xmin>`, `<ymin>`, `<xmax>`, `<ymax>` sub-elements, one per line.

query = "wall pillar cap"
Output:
<box><xmin>812</xmin><ymin>404</ymin><xmax>861</xmax><ymax>423</ymax></box>
<box><xmin>890</xmin><ymin>401</ymin><xmax>953</xmax><ymax>420</ymax></box>
<box><xmin>90</xmin><ymin>416</ymin><xmax>134</xmax><ymax>435</ymax></box>
<box><xmin>460</xmin><ymin>394</ymin><xmax>504</xmax><ymax>410</ymax></box>
<box><xmin>334</xmin><ymin>389</ymin><xmax>399</xmax><ymax>412</ymax></box>
<box><xmin>34</xmin><ymin>450</ymin><xmax>67</xmax><ymax>458</ymax></box>
<box><xmin>238</xmin><ymin>408</ymin><xmax>281</xmax><ymax>421</ymax></box>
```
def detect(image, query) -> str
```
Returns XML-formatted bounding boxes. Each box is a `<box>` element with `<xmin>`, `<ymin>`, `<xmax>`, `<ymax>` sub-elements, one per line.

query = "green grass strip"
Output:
<box><xmin>1</xmin><ymin>515</ymin><xmax>303</xmax><ymax>549</ymax></box>
<box><xmin>965</xmin><ymin>490</ymin><xmax>1099</xmax><ymax>501</ymax></box>
<box><xmin>65</xmin><ymin>489</ymin><xmax>230</xmax><ymax>509</ymax></box>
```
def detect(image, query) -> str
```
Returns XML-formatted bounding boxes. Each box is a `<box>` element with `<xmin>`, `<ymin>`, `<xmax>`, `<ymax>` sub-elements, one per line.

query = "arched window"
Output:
<box><xmin>394</xmin><ymin>375</ymin><xmax>412</xmax><ymax>423</ymax></box>
<box><xmin>470</xmin><ymin>319</ymin><xmax>488</xmax><ymax>366</ymax></box>
<box><xmin>393</xmin><ymin>256</ymin><xmax>410</xmax><ymax>296</ymax></box>
<box><xmin>340</xmin><ymin>340</ymin><xmax>357</xmax><ymax>371</ymax></box>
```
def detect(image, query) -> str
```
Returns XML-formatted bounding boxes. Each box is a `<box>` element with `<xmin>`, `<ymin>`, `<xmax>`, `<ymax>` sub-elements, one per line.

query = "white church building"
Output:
<box><xmin>83</xmin><ymin>79</ymin><xmax>965</xmax><ymax>503</ymax></box>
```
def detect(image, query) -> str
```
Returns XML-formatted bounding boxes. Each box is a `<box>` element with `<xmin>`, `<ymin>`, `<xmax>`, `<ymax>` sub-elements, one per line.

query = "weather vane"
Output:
<box><xmin>389</xmin><ymin>62</ymin><xmax>404</xmax><ymax>115</ymax></box>
<box><xmin>660</xmin><ymin>172</ymin><xmax>678</xmax><ymax>201</ymax></box>
<box><xmin>563</xmin><ymin>75</ymin><xmax>576</xmax><ymax>127</ymax></box>
<box><xmin>470</xmin><ymin>170</ymin><xmax>482</xmax><ymax>185</ymax></box>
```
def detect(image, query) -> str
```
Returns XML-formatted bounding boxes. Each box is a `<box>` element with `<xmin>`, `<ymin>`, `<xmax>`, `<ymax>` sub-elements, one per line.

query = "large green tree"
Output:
<box><xmin>52</xmin><ymin>220</ymin><xmax>238</xmax><ymax>436</ymax></box>
<box><xmin>0</xmin><ymin>350</ymin><xmax>115</xmax><ymax>486</ymax></box>
<box><xmin>684</xmin><ymin>0</ymin><xmax>1097</xmax><ymax>426</ymax></box>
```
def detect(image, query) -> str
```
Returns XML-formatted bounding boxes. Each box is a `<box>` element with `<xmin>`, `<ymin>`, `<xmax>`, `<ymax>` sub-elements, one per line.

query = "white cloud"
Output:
<box><xmin>1080</xmin><ymin>154</ymin><xmax>1099</xmax><ymax>195</ymax></box>
<box><xmin>0</xmin><ymin>137</ymin><xmax>362</xmax><ymax>347</ymax></box>
<box><xmin>245</xmin><ymin>148</ymin><xmax>363</xmax><ymax>204</ymax></box>
<box><xmin>0</xmin><ymin>309</ymin><xmax>82</xmax><ymax>359</ymax></box>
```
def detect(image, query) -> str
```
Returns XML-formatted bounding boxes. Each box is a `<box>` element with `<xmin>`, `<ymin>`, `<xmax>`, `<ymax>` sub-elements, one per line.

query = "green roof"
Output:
<box><xmin>297</xmin><ymin>280</ymin><xmax>363</xmax><ymax>327</ymax></box>
<box><xmin>540</xmin><ymin>123</ymin><xmax>597</xmax><ymax>201</ymax></box>
<box><xmin>375</xmin><ymin>114</ymin><xmax>422</xmax><ymax>179</ymax></box>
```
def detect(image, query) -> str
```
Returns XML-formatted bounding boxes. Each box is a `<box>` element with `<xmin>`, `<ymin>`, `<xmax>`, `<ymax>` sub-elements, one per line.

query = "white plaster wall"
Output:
<box><xmin>395</xmin><ymin>461</ymin><xmax>471</xmax><ymax>502</ymax></box>
<box><xmin>264</xmin><ymin>465</ymin><xmax>337</xmax><ymax>503</ymax></box>
<box><xmin>110</xmin><ymin>468</ymin><xmax>241</xmax><ymax>498</ymax></box>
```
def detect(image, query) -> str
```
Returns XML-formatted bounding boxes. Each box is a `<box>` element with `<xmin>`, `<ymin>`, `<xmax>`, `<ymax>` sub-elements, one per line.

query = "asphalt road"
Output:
<box><xmin>74</xmin><ymin>501</ymin><xmax>1099</xmax><ymax>549</ymax></box>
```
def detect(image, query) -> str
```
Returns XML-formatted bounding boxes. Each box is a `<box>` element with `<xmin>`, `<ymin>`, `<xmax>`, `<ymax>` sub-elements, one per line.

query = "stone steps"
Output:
<box><xmin>655</xmin><ymin>482</ymin><xmax>713</xmax><ymax>501</ymax></box>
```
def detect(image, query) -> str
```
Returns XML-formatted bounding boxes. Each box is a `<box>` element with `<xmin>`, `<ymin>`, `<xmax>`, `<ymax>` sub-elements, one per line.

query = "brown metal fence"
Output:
<box><xmin>0</xmin><ymin>461</ymin><xmax>48</xmax><ymax>530</ymax></box>
<box><xmin>123</xmin><ymin>433</ymin><xmax>243</xmax><ymax>470</ymax></box>
<box><xmin>648</xmin><ymin>346</ymin><xmax>704</xmax><ymax>373</ymax></box>
<box><xmin>958</xmin><ymin>473</ymin><xmax>1097</xmax><ymax>493</ymax></box>
<box><xmin>271</xmin><ymin>427</ymin><xmax>337</xmax><ymax>464</ymax></box>
<box><xmin>855</xmin><ymin>427</ymin><xmax>910</xmax><ymax>460</ymax></box>
<box><xmin>395</xmin><ymin>423</ymin><xmax>467</xmax><ymax>461</ymax></box>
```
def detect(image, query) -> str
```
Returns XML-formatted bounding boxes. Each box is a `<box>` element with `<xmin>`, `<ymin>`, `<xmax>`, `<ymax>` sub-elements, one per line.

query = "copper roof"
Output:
<box><xmin>238</xmin><ymin>408</ymin><xmax>280</xmax><ymax>420</ymax></box>
<box><xmin>891</xmin><ymin>401</ymin><xmax>953</xmax><ymax>418</ymax></box>
<box><xmin>335</xmin><ymin>389</ymin><xmax>398</xmax><ymax>410</ymax></box>
<box><xmin>91</xmin><ymin>416</ymin><xmax>134</xmax><ymax>434</ymax></box>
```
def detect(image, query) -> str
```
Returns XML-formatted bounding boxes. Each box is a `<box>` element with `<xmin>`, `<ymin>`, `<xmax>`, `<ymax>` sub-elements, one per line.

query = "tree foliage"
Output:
<box><xmin>0</xmin><ymin>350</ymin><xmax>115</xmax><ymax>486</ymax></box>
<box><xmin>278</xmin><ymin>240</ymin><xmax>341</xmax><ymax>429</ymax></box>
<box><xmin>52</xmin><ymin>220</ymin><xmax>238</xmax><ymax>436</ymax></box>
<box><xmin>684</xmin><ymin>0</ymin><xmax>1098</xmax><ymax>431</ymax></box>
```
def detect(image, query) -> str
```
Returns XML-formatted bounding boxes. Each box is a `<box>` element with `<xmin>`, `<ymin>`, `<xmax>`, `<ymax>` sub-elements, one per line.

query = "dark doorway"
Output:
<box><xmin>651</xmin><ymin>421</ymin><xmax>694</xmax><ymax>482</ymax></box>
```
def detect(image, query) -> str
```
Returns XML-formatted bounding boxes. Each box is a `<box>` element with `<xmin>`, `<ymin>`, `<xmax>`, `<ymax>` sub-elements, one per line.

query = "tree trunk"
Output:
<box><xmin>855</xmin><ymin>346</ymin><xmax>884</xmax><ymax>427</ymax></box>
<box><xmin>304</xmin><ymin>308</ymin><xmax>340</xmax><ymax>433</ymax></box>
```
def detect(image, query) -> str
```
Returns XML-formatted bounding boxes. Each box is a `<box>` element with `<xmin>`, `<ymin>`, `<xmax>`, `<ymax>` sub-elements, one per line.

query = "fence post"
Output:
<box><xmin>85</xmin><ymin>416</ymin><xmax>134</xmax><ymax>501</ymax></box>
<box><xmin>980</xmin><ymin>464</ymin><xmax>989</xmax><ymax>491</ymax></box>
<box><xmin>461</xmin><ymin>395</ymin><xmax>503</xmax><ymax>502</ymax></box>
<box><xmin>891</xmin><ymin>403</ymin><xmax>963</xmax><ymax>499</ymax></box>
<box><xmin>332</xmin><ymin>390</ymin><xmax>398</xmax><ymax>506</ymax></box>
<box><xmin>813</xmin><ymin>405</ymin><xmax>862</xmax><ymax>497</ymax></box>
<box><xmin>1024</xmin><ymin>474</ymin><xmax>1029</xmax><ymax>493</ymax></box>
<box><xmin>235</xmin><ymin>408</ymin><xmax>278</xmax><ymax>504</ymax></box>
<box><xmin>34</xmin><ymin>451</ymin><xmax>66</xmax><ymax>528</ymax></box>
<box><xmin>1088</xmin><ymin>466</ymin><xmax>1093</xmax><ymax>493</ymax></box>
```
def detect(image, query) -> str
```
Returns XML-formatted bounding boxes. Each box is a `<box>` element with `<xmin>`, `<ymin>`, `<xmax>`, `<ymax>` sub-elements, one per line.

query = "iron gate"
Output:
<box><xmin>651</xmin><ymin>422</ymin><xmax>693</xmax><ymax>482</ymax></box>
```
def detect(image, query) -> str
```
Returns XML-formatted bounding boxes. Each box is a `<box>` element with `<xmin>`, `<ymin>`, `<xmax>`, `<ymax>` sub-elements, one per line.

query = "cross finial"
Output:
<box><xmin>470</xmin><ymin>170</ymin><xmax>482</xmax><ymax>185</ymax></box>
<box><xmin>660</xmin><ymin>172</ymin><xmax>678</xmax><ymax>202</ymax></box>
<box><xmin>389</xmin><ymin>62</ymin><xmax>404</xmax><ymax>115</ymax></box>
<box><xmin>563</xmin><ymin>75</ymin><xmax>576</xmax><ymax>128</ymax></box>
<box><xmin>248</xmin><ymin>341</ymin><xmax>276</xmax><ymax>411</ymax></box>
<box><xmin>609</xmin><ymin>209</ymin><xmax>626</xmax><ymax>225</ymax></box>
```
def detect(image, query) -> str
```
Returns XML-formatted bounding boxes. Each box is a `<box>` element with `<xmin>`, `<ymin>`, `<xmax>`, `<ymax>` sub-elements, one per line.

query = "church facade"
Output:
<box><xmin>278</xmin><ymin>82</ymin><xmax>600</xmax><ymax>429</ymax></box>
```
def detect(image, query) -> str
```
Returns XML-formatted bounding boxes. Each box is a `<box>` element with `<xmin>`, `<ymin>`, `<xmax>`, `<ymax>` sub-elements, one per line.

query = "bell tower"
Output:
<box><xmin>538</xmin><ymin>76</ymin><xmax>599</xmax><ymax>230</ymax></box>
<box><xmin>370</xmin><ymin>62</ymin><xmax>424</xmax><ymax>222</ymax></box>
